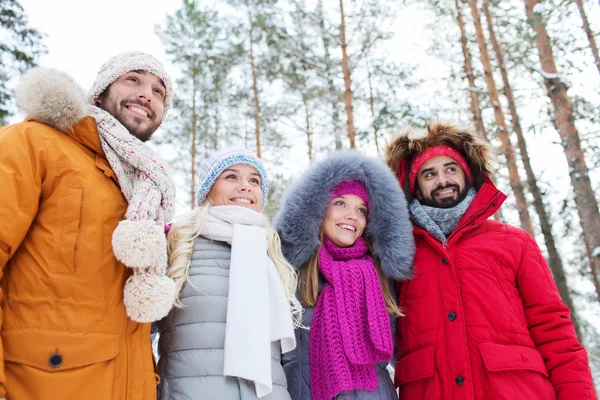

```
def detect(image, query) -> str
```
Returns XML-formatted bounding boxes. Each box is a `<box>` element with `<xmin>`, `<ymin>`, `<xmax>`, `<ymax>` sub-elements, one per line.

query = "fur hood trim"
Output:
<box><xmin>16</xmin><ymin>67</ymin><xmax>89</xmax><ymax>132</ymax></box>
<box><xmin>385</xmin><ymin>120</ymin><xmax>494</xmax><ymax>199</ymax></box>
<box><xmin>274</xmin><ymin>151</ymin><xmax>415</xmax><ymax>280</ymax></box>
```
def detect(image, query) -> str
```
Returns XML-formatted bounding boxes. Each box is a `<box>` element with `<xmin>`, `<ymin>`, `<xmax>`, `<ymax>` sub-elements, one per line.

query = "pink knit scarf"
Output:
<box><xmin>310</xmin><ymin>237</ymin><xmax>393</xmax><ymax>400</ymax></box>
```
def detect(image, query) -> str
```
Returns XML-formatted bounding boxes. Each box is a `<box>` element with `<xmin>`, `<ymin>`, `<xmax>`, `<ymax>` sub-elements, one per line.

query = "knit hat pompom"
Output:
<box><xmin>196</xmin><ymin>149</ymin><xmax>269</xmax><ymax>209</ymax></box>
<box><xmin>330</xmin><ymin>180</ymin><xmax>370</xmax><ymax>207</ymax></box>
<box><xmin>89</xmin><ymin>51</ymin><xmax>173</xmax><ymax>121</ymax></box>
<box><xmin>123</xmin><ymin>273</ymin><xmax>178</xmax><ymax>322</ymax></box>
<box><xmin>112</xmin><ymin>220</ymin><xmax>166</xmax><ymax>268</ymax></box>
<box><xmin>409</xmin><ymin>145</ymin><xmax>473</xmax><ymax>195</ymax></box>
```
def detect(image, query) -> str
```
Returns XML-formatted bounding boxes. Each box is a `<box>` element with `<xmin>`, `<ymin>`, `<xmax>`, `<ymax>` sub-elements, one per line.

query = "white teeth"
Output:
<box><xmin>232</xmin><ymin>198</ymin><xmax>251</xmax><ymax>204</ymax></box>
<box><xmin>129</xmin><ymin>106</ymin><xmax>148</xmax><ymax>117</ymax></box>
<box><xmin>339</xmin><ymin>224</ymin><xmax>356</xmax><ymax>232</ymax></box>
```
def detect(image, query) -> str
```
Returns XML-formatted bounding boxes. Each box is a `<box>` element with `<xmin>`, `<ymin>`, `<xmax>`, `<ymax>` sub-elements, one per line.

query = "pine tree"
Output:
<box><xmin>573</xmin><ymin>0</ymin><xmax>600</xmax><ymax>78</ymax></box>
<box><xmin>338</xmin><ymin>0</ymin><xmax>356</xmax><ymax>149</ymax></box>
<box><xmin>454</xmin><ymin>0</ymin><xmax>487</xmax><ymax>141</ymax></box>
<box><xmin>524</xmin><ymin>0</ymin><xmax>600</xmax><ymax>300</ymax></box>
<box><xmin>157</xmin><ymin>0</ymin><xmax>239</xmax><ymax>207</ymax></box>
<box><xmin>483</xmin><ymin>0</ymin><xmax>582</xmax><ymax>338</ymax></box>
<box><xmin>0</xmin><ymin>0</ymin><xmax>46</xmax><ymax>124</ymax></box>
<box><xmin>467</xmin><ymin>0</ymin><xmax>535</xmax><ymax>236</ymax></box>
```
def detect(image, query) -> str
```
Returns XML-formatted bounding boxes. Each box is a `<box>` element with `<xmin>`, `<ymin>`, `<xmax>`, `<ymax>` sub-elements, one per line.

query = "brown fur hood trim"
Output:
<box><xmin>385</xmin><ymin>120</ymin><xmax>494</xmax><ymax>198</ymax></box>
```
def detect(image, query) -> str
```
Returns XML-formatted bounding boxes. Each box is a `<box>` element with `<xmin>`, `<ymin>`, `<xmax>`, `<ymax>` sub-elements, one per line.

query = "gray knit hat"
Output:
<box><xmin>196</xmin><ymin>149</ymin><xmax>269</xmax><ymax>210</ymax></box>
<box><xmin>89</xmin><ymin>51</ymin><xmax>173</xmax><ymax>121</ymax></box>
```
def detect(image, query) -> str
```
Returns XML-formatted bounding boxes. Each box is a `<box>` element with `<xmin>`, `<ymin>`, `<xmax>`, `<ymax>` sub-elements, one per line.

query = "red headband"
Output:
<box><xmin>409</xmin><ymin>145</ymin><xmax>473</xmax><ymax>194</ymax></box>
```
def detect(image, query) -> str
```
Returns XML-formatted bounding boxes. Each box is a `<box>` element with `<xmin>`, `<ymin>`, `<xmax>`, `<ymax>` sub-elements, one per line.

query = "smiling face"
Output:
<box><xmin>96</xmin><ymin>70</ymin><xmax>166</xmax><ymax>142</ymax></box>
<box><xmin>206</xmin><ymin>164</ymin><xmax>263</xmax><ymax>211</ymax></box>
<box><xmin>415</xmin><ymin>155</ymin><xmax>468</xmax><ymax>208</ymax></box>
<box><xmin>322</xmin><ymin>194</ymin><xmax>368</xmax><ymax>248</ymax></box>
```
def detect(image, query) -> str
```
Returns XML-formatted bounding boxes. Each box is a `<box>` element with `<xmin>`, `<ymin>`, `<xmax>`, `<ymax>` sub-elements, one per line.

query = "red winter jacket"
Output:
<box><xmin>394</xmin><ymin>178</ymin><xmax>596</xmax><ymax>400</ymax></box>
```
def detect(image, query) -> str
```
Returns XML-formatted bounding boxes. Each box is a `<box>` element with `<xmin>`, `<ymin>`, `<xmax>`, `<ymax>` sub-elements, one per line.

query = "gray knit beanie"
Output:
<box><xmin>88</xmin><ymin>51</ymin><xmax>173</xmax><ymax>121</ymax></box>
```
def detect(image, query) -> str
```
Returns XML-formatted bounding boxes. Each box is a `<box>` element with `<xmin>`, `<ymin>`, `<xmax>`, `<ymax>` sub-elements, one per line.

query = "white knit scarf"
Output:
<box><xmin>200</xmin><ymin>205</ymin><xmax>296</xmax><ymax>398</ymax></box>
<box><xmin>90</xmin><ymin>106</ymin><xmax>178</xmax><ymax>323</ymax></box>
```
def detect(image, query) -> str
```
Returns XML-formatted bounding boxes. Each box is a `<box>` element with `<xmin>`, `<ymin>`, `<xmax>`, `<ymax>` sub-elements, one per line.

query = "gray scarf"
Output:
<box><xmin>409</xmin><ymin>188</ymin><xmax>477</xmax><ymax>245</ymax></box>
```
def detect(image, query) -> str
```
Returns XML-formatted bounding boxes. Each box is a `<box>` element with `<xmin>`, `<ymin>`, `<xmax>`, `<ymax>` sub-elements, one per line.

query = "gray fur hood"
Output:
<box><xmin>16</xmin><ymin>67</ymin><xmax>89</xmax><ymax>132</ymax></box>
<box><xmin>274</xmin><ymin>151</ymin><xmax>415</xmax><ymax>280</ymax></box>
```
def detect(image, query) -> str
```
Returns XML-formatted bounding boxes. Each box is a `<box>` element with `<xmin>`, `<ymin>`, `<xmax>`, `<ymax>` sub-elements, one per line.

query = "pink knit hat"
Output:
<box><xmin>330</xmin><ymin>180</ymin><xmax>369</xmax><ymax>206</ymax></box>
<box><xmin>409</xmin><ymin>145</ymin><xmax>473</xmax><ymax>194</ymax></box>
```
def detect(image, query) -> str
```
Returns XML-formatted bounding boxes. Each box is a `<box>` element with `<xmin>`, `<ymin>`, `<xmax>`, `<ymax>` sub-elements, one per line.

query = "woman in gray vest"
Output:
<box><xmin>157</xmin><ymin>149</ymin><xmax>302</xmax><ymax>400</ymax></box>
<box><xmin>274</xmin><ymin>152</ymin><xmax>415</xmax><ymax>400</ymax></box>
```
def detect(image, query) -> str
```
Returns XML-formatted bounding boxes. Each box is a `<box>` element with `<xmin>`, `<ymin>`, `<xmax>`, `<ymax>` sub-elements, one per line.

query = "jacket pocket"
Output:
<box><xmin>478</xmin><ymin>342</ymin><xmax>555</xmax><ymax>400</ymax></box>
<box><xmin>3</xmin><ymin>328</ymin><xmax>119</xmax><ymax>399</ymax></box>
<box><xmin>395</xmin><ymin>346</ymin><xmax>439</xmax><ymax>399</ymax></box>
<box><xmin>56</xmin><ymin>187</ymin><xmax>83</xmax><ymax>274</ymax></box>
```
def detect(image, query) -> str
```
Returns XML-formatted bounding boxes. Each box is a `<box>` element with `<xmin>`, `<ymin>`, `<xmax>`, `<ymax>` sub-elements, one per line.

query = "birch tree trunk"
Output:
<box><xmin>482</xmin><ymin>0</ymin><xmax>582</xmax><ymax>338</ymax></box>
<box><xmin>574</xmin><ymin>0</ymin><xmax>600</xmax><ymax>78</ymax></box>
<box><xmin>468</xmin><ymin>0</ymin><xmax>535</xmax><ymax>236</ymax></box>
<box><xmin>191</xmin><ymin>74</ymin><xmax>198</xmax><ymax>208</ymax></box>
<box><xmin>317</xmin><ymin>0</ymin><xmax>343</xmax><ymax>150</ymax></box>
<box><xmin>303</xmin><ymin>95</ymin><xmax>313</xmax><ymax>161</ymax></box>
<box><xmin>248</xmin><ymin>8</ymin><xmax>262</xmax><ymax>158</ymax></box>
<box><xmin>366</xmin><ymin>59</ymin><xmax>380</xmax><ymax>154</ymax></box>
<box><xmin>525</xmin><ymin>0</ymin><xmax>600</xmax><ymax>300</ymax></box>
<box><xmin>339</xmin><ymin>0</ymin><xmax>356</xmax><ymax>149</ymax></box>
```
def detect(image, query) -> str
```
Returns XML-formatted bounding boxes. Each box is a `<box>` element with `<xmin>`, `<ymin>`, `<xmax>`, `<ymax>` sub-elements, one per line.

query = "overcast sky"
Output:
<box><xmin>19</xmin><ymin>0</ymin><xmax>179</xmax><ymax>89</ymax></box>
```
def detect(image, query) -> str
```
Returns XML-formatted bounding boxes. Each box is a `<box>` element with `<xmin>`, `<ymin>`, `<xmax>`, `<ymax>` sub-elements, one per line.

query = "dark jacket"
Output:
<box><xmin>275</xmin><ymin>151</ymin><xmax>415</xmax><ymax>400</ymax></box>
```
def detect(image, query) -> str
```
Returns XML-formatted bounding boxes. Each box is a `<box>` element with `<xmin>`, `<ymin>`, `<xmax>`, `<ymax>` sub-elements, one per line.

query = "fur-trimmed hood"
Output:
<box><xmin>16</xmin><ymin>67</ymin><xmax>89</xmax><ymax>132</ymax></box>
<box><xmin>385</xmin><ymin>120</ymin><xmax>494</xmax><ymax>201</ymax></box>
<box><xmin>274</xmin><ymin>151</ymin><xmax>415</xmax><ymax>280</ymax></box>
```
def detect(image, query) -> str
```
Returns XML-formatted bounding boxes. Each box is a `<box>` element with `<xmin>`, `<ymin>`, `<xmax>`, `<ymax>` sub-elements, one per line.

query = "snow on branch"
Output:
<box><xmin>532</xmin><ymin>3</ymin><xmax>548</xmax><ymax>14</ymax></box>
<box><xmin>524</xmin><ymin>61</ymin><xmax>571</xmax><ymax>87</ymax></box>
<box><xmin>466</xmin><ymin>87</ymin><xmax>487</xmax><ymax>94</ymax></box>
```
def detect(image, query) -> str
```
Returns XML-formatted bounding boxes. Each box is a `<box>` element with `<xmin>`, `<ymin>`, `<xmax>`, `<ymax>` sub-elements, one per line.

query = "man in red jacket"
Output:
<box><xmin>385</xmin><ymin>120</ymin><xmax>596</xmax><ymax>400</ymax></box>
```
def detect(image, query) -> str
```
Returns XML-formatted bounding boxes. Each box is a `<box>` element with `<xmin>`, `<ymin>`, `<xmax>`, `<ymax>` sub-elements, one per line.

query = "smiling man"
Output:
<box><xmin>0</xmin><ymin>52</ymin><xmax>177</xmax><ymax>400</ymax></box>
<box><xmin>385</xmin><ymin>121</ymin><xmax>595</xmax><ymax>400</ymax></box>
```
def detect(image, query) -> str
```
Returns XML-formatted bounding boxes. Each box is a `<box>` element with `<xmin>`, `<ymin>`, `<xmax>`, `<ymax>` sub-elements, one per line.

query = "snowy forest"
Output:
<box><xmin>2</xmin><ymin>0</ymin><xmax>600</xmax><ymax>389</ymax></box>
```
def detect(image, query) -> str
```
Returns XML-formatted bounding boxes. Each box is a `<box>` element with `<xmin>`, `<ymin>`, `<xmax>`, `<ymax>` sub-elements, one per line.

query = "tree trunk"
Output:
<box><xmin>317</xmin><ymin>0</ymin><xmax>343</xmax><ymax>150</ymax></box>
<box><xmin>456</xmin><ymin>0</ymin><xmax>487</xmax><ymax>142</ymax></box>
<box><xmin>191</xmin><ymin>74</ymin><xmax>198</xmax><ymax>209</ymax></box>
<box><xmin>366</xmin><ymin>59</ymin><xmax>380</xmax><ymax>154</ymax></box>
<box><xmin>482</xmin><ymin>0</ymin><xmax>582</xmax><ymax>338</ymax></box>
<box><xmin>579</xmin><ymin>208</ymin><xmax>600</xmax><ymax>303</ymax></box>
<box><xmin>303</xmin><ymin>95</ymin><xmax>313</xmax><ymax>161</ymax></box>
<box><xmin>575</xmin><ymin>0</ymin><xmax>600</xmax><ymax>78</ymax></box>
<box><xmin>455</xmin><ymin>0</ymin><xmax>504</xmax><ymax>222</ymax></box>
<box><xmin>525</xmin><ymin>0</ymin><xmax>600</xmax><ymax>300</ymax></box>
<box><xmin>468</xmin><ymin>0</ymin><xmax>535</xmax><ymax>236</ymax></box>
<box><xmin>248</xmin><ymin>9</ymin><xmax>262</xmax><ymax>159</ymax></box>
<box><xmin>338</xmin><ymin>0</ymin><xmax>356</xmax><ymax>149</ymax></box>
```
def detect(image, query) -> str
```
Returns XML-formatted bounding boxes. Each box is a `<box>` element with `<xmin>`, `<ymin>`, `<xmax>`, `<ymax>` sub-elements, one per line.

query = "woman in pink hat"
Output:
<box><xmin>275</xmin><ymin>151</ymin><xmax>415</xmax><ymax>400</ymax></box>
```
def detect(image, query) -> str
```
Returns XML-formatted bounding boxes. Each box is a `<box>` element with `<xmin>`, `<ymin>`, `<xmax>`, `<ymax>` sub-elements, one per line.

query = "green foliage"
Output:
<box><xmin>0</xmin><ymin>0</ymin><xmax>46</xmax><ymax>124</ymax></box>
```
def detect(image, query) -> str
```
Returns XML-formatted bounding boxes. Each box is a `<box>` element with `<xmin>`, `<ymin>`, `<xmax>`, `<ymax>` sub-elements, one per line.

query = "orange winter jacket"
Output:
<box><xmin>0</xmin><ymin>116</ymin><xmax>157</xmax><ymax>400</ymax></box>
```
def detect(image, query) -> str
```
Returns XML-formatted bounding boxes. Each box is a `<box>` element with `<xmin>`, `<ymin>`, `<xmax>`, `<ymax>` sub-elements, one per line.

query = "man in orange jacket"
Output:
<box><xmin>0</xmin><ymin>52</ymin><xmax>178</xmax><ymax>400</ymax></box>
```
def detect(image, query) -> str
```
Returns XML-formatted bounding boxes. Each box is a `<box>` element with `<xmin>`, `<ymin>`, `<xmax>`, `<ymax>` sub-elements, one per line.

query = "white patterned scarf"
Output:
<box><xmin>200</xmin><ymin>205</ymin><xmax>296</xmax><ymax>398</ymax></box>
<box><xmin>90</xmin><ymin>106</ymin><xmax>178</xmax><ymax>323</ymax></box>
